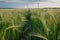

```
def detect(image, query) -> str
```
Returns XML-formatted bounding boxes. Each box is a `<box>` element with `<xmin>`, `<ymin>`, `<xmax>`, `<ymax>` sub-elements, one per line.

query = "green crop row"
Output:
<box><xmin>0</xmin><ymin>8</ymin><xmax>60</xmax><ymax>40</ymax></box>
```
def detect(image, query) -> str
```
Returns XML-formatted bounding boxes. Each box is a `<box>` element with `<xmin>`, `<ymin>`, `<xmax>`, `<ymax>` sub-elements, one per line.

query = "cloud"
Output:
<box><xmin>26</xmin><ymin>3</ymin><xmax>37</xmax><ymax>8</ymax></box>
<box><xmin>39</xmin><ymin>2</ymin><xmax>60</xmax><ymax>8</ymax></box>
<box><xmin>25</xmin><ymin>2</ymin><xmax>60</xmax><ymax>8</ymax></box>
<box><xmin>47</xmin><ymin>0</ymin><xmax>60</xmax><ymax>2</ymax></box>
<box><xmin>0</xmin><ymin>0</ymin><xmax>46</xmax><ymax>2</ymax></box>
<box><xmin>0</xmin><ymin>0</ymin><xmax>20</xmax><ymax>2</ymax></box>
<box><xmin>47</xmin><ymin>0</ymin><xmax>60</xmax><ymax>1</ymax></box>
<box><xmin>6</xmin><ymin>0</ymin><xmax>19</xmax><ymax>2</ymax></box>
<box><xmin>0</xmin><ymin>0</ymin><xmax>60</xmax><ymax>8</ymax></box>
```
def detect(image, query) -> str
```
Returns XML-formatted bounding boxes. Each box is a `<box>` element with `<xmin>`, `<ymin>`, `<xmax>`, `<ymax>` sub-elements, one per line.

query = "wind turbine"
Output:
<box><xmin>37</xmin><ymin>1</ymin><xmax>40</xmax><ymax>8</ymax></box>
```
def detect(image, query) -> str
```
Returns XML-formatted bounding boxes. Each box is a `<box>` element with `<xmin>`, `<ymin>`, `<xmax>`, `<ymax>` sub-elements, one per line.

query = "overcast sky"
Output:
<box><xmin>0</xmin><ymin>0</ymin><xmax>60</xmax><ymax>8</ymax></box>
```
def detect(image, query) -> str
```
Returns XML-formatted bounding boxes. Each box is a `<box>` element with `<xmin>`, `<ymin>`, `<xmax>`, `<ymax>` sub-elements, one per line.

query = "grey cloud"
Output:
<box><xmin>0</xmin><ymin>0</ymin><xmax>47</xmax><ymax>8</ymax></box>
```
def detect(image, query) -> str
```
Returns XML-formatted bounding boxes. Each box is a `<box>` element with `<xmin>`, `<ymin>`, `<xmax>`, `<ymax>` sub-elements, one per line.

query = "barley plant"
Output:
<box><xmin>0</xmin><ymin>8</ymin><xmax>60</xmax><ymax>40</ymax></box>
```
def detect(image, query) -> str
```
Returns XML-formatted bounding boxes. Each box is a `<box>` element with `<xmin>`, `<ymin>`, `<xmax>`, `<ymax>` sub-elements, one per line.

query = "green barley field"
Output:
<box><xmin>0</xmin><ymin>8</ymin><xmax>60</xmax><ymax>40</ymax></box>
